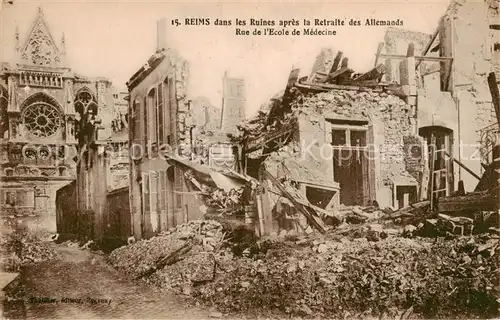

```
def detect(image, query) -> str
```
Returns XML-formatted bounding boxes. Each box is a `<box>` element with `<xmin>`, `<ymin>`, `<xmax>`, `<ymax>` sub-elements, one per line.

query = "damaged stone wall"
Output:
<box><xmin>382</xmin><ymin>27</ymin><xmax>433</xmax><ymax>83</ymax></box>
<box><xmin>292</xmin><ymin>89</ymin><xmax>415</xmax><ymax>206</ymax></box>
<box><xmin>487</xmin><ymin>0</ymin><xmax>500</xmax><ymax>79</ymax></box>
<box><xmin>174</xmin><ymin>56</ymin><xmax>191</xmax><ymax>157</ymax></box>
<box><xmin>402</xmin><ymin>135</ymin><xmax>426</xmax><ymax>183</ymax></box>
<box><xmin>127</xmin><ymin>48</ymin><xmax>193</xmax><ymax>240</ymax></box>
<box><xmin>188</xmin><ymin>96</ymin><xmax>228</xmax><ymax>165</ymax></box>
<box><xmin>437</xmin><ymin>0</ymin><xmax>499</xmax><ymax>189</ymax></box>
<box><xmin>308</xmin><ymin>48</ymin><xmax>335</xmax><ymax>80</ymax></box>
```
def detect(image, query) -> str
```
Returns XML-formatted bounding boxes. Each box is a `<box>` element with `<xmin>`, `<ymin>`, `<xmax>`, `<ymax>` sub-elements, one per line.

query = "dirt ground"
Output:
<box><xmin>3</xmin><ymin>243</ymin><xmax>215</xmax><ymax>319</ymax></box>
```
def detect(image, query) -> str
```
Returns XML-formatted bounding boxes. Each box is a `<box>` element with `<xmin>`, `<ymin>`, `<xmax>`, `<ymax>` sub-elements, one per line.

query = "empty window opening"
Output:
<box><xmin>332</xmin><ymin>129</ymin><xmax>347</xmax><ymax>146</ymax></box>
<box><xmin>305</xmin><ymin>186</ymin><xmax>335</xmax><ymax>209</ymax></box>
<box><xmin>395</xmin><ymin>185</ymin><xmax>418</xmax><ymax>209</ymax></box>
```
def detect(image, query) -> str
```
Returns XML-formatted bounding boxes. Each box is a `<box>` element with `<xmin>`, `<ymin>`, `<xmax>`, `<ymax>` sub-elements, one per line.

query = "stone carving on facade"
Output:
<box><xmin>14</xmin><ymin>166</ymin><xmax>41</xmax><ymax>177</ymax></box>
<box><xmin>3</xmin><ymin>168</ymin><xmax>14</xmax><ymax>176</ymax></box>
<box><xmin>65</xmin><ymin>80</ymin><xmax>75</xmax><ymax>114</ymax></box>
<box><xmin>34</xmin><ymin>186</ymin><xmax>47</xmax><ymax>197</ymax></box>
<box><xmin>66</xmin><ymin>120</ymin><xmax>76</xmax><ymax>143</ymax></box>
<box><xmin>97</xmin><ymin>81</ymin><xmax>107</xmax><ymax>107</ymax></box>
<box><xmin>40</xmin><ymin>168</ymin><xmax>57</xmax><ymax>176</ymax></box>
<box><xmin>10</xmin><ymin>118</ymin><xmax>19</xmax><ymax>139</ymax></box>
<box><xmin>17</xmin><ymin>123</ymin><xmax>25</xmax><ymax>140</ymax></box>
<box><xmin>19</xmin><ymin>71</ymin><xmax>63</xmax><ymax>88</ymax></box>
<box><xmin>21</xmin><ymin>9</ymin><xmax>61</xmax><ymax>66</ymax></box>
<box><xmin>7</xmin><ymin>77</ymin><xmax>19</xmax><ymax>112</ymax></box>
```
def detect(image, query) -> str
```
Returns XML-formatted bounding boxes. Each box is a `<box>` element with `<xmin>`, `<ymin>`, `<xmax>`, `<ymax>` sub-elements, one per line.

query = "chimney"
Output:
<box><xmin>156</xmin><ymin>18</ymin><xmax>167</xmax><ymax>51</ymax></box>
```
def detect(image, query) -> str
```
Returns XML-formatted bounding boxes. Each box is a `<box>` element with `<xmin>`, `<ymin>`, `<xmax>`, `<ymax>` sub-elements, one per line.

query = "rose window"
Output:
<box><xmin>23</xmin><ymin>102</ymin><xmax>62</xmax><ymax>137</ymax></box>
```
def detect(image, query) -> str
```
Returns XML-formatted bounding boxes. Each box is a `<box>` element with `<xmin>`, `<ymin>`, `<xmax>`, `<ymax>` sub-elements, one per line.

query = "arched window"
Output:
<box><xmin>74</xmin><ymin>90</ymin><xmax>97</xmax><ymax>115</ymax></box>
<box><xmin>132</xmin><ymin>98</ymin><xmax>141</xmax><ymax>142</ymax></box>
<box><xmin>163</xmin><ymin>78</ymin><xmax>171</xmax><ymax>145</ymax></box>
<box><xmin>147</xmin><ymin>88</ymin><xmax>157</xmax><ymax>147</ymax></box>
<box><xmin>143</xmin><ymin>96</ymin><xmax>148</xmax><ymax>150</ymax></box>
<box><xmin>157</xmin><ymin>83</ymin><xmax>164</xmax><ymax>145</ymax></box>
<box><xmin>0</xmin><ymin>84</ymin><xmax>7</xmax><ymax>139</ymax></box>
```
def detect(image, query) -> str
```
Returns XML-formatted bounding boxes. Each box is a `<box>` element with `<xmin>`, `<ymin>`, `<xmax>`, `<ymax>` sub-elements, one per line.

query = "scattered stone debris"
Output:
<box><xmin>108</xmin><ymin>45</ymin><xmax>500</xmax><ymax>319</ymax></box>
<box><xmin>108</xmin><ymin>215</ymin><xmax>499</xmax><ymax>319</ymax></box>
<box><xmin>108</xmin><ymin>220</ymin><xmax>226</xmax><ymax>287</ymax></box>
<box><xmin>0</xmin><ymin>229</ymin><xmax>58</xmax><ymax>272</ymax></box>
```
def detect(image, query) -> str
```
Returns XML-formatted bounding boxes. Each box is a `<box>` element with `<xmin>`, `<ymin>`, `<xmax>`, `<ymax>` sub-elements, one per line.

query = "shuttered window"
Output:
<box><xmin>143</xmin><ymin>97</ymin><xmax>148</xmax><ymax>153</ymax></box>
<box><xmin>149</xmin><ymin>170</ymin><xmax>159</xmax><ymax>232</ymax></box>
<box><xmin>157</xmin><ymin>83</ymin><xmax>164</xmax><ymax>145</ymax></box>
<box><xmin>142</xmin><ymin>172</ymin><xmax>150</xmax><ymax>217</ymax></box>
<box><xmin>131</xmin><ymin>98</ymin><xmax>142</xmax><ymax>158</ymax></box>
<box><xmin>163</xmin><ymin>78</ymin><xmax>171</xmax><ymax>144</ymax></box>
<box><xmin>168</xmin><ymin>78</ymin><xmax>177</xmax><ymax>148</ymax></box>
<box><xmin>159</xmin><ymin>170</ymin><xmax>167</xmax><ymax>231</ymax></box>
<box><xmin>147</xmin><ymin>88</ymin><xmax>157</xmax><ymax>151</ymax></box>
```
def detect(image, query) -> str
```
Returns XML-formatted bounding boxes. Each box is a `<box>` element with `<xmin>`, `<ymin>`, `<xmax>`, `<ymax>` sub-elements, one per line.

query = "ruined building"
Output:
<box><xmin>126</xmin><ymin>20</ymin><xmax>245</xmax><ymax>240</ymax></box>
<box><xmin>237</xmin><ymin>59</ymin><xmax>419</xmax><ymax>219</ymax></box>
<box><xmin>127</xmin><ymin>20</ymin><xmax>199</xmax><ymax>240</ymax></box>
<box><xmin>381</xmin><ymin>27</ymin><xmax>435</xmax><ymax>84</ymax></box>
<box><xmin>416</xmin><ymin>0</ymin><xmax>499</xmax><ymax>194</ymax></box>
<box><xmin>233</xmin><ymin>0</ymin><xmax>500</xmax><ymax>237</ymax></box>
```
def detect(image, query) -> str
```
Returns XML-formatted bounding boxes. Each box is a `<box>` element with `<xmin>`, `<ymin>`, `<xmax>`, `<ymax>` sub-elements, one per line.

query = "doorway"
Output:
<box><xmin>333</xmin><ymin>148</ymin><xmax>366</xmax><ymax>205</ymax></box>
<box><xmin>419</xmin><ymin>126</ymin><xmax>454</xmax><ymax>204</ymax></box>
<box><xmin>330</xmin><ymin>123</ymin><xmax>369</xmax><ymax>206</ymax></box>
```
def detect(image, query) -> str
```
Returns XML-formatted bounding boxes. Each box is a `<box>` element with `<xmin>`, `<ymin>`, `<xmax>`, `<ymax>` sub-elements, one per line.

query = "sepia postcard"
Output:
<box><xmin>0</xmin><ymin>0</ymin><xmax>499</xmax><ymax>319</ymax></box>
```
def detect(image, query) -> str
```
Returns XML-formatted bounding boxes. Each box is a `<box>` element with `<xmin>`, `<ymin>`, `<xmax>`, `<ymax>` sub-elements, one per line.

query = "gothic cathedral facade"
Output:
<box><xmin>0</xmin><ymin>8</ymin><xmax>123</xmax><ymax>232</ymax></box>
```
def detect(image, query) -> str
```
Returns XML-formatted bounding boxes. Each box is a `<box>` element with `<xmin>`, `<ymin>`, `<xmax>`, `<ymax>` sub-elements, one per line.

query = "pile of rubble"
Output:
<box><xmin>108</xmin><ymin>212</ymin><xmax>499</xmax><ymax>318</ymax></box>
<box><xmin>234</xmin><ymin>100</ymin><xmax>276</xmax><ymax>141</ymax></box>
<box><xmin>108</xmin><ymin>220</ymin><xmax>226</xmax><ymax>287</ymax></box>
<box><xmin>0</xmin><ymin>229</ymin><xmax>59</xmax><ymax>271</ymax></box>
<box><xmin>292</xmin><ymin>88</ymin><xmax>408</xmax><ymax>118</ymax></box>
<box><xmin>192</xmin><ymin>233</ymin><xmax>499</xmax><ymax>319</ymax></box>
<box><xmin>200</xmin><ymin>187</ymin><xmax>244</xmax><ymax>215</ymax></box>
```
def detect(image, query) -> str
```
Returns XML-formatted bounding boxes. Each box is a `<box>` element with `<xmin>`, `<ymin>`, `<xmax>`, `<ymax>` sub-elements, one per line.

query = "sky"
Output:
<box><xmin>0</xmin><ymin>0</ymin><xmax>452</xmax><ymax>117</ymax></box>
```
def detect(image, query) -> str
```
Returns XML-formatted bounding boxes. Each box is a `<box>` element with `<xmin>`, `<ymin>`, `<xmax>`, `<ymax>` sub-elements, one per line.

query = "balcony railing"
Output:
<box><xmin>19</xmin><ymin>70</ymin><xmax>63</xmax><ymax>88</ymax></box>
<box><xmin>478</xmin><ymin>122</ymin><xmax>499</xmax><ymax>166</ymax></box>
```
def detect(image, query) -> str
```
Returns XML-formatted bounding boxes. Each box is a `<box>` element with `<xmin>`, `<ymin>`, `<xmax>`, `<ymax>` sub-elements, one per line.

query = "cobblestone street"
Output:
<box><xmin>3</xmin><ymin>244</ymin><xmax>213</xmax><ymax>319</ymax></box>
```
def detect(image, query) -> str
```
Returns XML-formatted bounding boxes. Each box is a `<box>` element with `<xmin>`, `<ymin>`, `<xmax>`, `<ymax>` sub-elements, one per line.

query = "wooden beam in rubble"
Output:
<box><xmin>262</xmin><ymin>169</ymin><xmax>326</xmax><ymax>234</ymax></box>
<box><xmin>330</xmin><ymin>51</ymin><xmax>343</xmax><ymax>73</ymax></box>
<box><xmin>379</xmin><ymin>53</ymin><xmax>453</xmax><ymax>62</ymax></box>
<box><xmin>415</xmin><ymin>27</ymin><xmax>440</xmax><ymax>69</ymax></box>
<box><xmin>353</xmin><ymin>64</ymin><xmax>386</xmax><ymax>83</ymax></box>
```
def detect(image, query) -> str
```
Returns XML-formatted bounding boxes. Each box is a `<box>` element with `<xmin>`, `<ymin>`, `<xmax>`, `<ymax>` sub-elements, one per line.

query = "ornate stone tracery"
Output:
<box><xmin>20</xmin><ymin>8</ymin><xmax>61</xmax><ymax>67</ymax></box>
<box><xmin>23</xmin><ymin>102</ymin><xmax>62</xmax><ymax>138</ymax></box>
<box><xmin>75</xmin><ymin>90</ymin><xmax>97</xmax><ymax>115</ymax></box>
